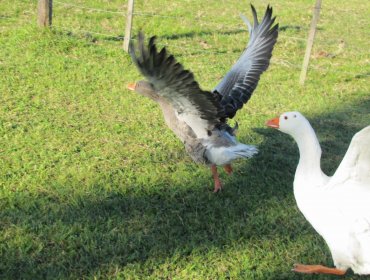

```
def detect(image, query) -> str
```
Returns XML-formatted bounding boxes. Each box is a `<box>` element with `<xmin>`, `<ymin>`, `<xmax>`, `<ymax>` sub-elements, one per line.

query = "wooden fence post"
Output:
<box><xmin>123</xmin><ymin>0</ymin><xmax>134</xmax><ymax>52</ymax></box>
<box><xmin>299</xmin><ymin>0</ymin><xmax>322</xmax><ymax>85</ymax></box>
<box><xmin>38</xmin><ymin>0</ymin><xmax>53</xmax><ymax>27</ymax></box>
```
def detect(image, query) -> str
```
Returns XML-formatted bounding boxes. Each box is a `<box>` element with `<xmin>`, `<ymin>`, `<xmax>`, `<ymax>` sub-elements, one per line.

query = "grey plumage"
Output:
<box><xmin>214</xmin><ymin>5</ymin><xmax>279</xmax><ymax>119</ymax></box>
<box><xmin>130</xmin><ymin>5</ymin><xmax>278</xmax><ymax>127</ymax></box>
<box><xmin>128</xmin><ymin>5</ymin><xmax>278</xmax><ymax>191</ymax></box>
<box><xmin>133</xmin><ymin>81</ymin><xmax>208</xmax><ymax>164</ymax></box>
<box><xmin>130</xmin><ymin>33</ymin><xmax>223</xmax><ymax>129</ymax></box>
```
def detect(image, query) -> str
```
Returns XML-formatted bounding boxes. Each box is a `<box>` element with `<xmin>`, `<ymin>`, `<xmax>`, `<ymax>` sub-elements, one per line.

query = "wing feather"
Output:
<box><xmin>330</xmin><ymin>126</ymin><xmax>370</xmax><ymax>186</ymax></box>
<box><xmin>214</xmin><ymin>5</ymin><xmax>279</xmax><ymax>119</ymax></box>
<box><xmin>130</xmin><ymin>32</ymin><xmax>223</xmax><ymax>138</ymax></box>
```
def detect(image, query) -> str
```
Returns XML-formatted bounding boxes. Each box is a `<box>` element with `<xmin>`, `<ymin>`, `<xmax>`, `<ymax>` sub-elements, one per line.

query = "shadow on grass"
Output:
<box><xmin>53</xmin><ymin>23</ymin><xmax>313</xmax><ymax>44</ymax></box>
<box><xmin>344</xmin><ymin>72</ymin><xmax>370</xmax><ymax>82</ymax></box>
<box><xmin>1</xmin><ymin>98</ymin><xmax>369</xmax><ymax>279</ymax></box>
<box><xmin>279</xmin><ymin>25</ymin><xmax>324</xmax><ymax>32</ymax></box>
<box><xmin>53</xmin><ymin>23</ymin><xmax>310</xmax><ymax>44</ymax></box>
<box><xmin>51</xmin><ymin>28</ymin><xmax>247</xmax><ymax>57</ymax></box>
<box><xmin>51</xmin><ymin>28</ymin><xmax>248</xmax><ymax>44</ymax></box>
<box><xmin>157</xmin><ymin>29</ymin><xmax>247</xmax><ymax>40</ymax></box>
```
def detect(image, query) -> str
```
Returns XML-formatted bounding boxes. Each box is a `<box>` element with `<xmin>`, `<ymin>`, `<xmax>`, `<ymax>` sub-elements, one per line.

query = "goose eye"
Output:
<box><xmin>294</xmin><ymin>114</ymin><xmax>297</xmax><ymax>118</ymax></box>
<box><xmin>284</xmin><ymin>116</ymin><xmax>288</xmax><ymax>120</ymax></box>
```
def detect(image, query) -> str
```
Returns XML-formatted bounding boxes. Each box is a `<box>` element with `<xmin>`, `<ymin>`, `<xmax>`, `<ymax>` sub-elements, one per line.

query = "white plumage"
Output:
<box><xmin>267</xmin><ymin>111</ymin><xmax>370</xmax><ymax>275</ymax></box>
<box><xmin>205</xmin><ymin>144</ymin><xmax>258</xmax><ymax>166</ymax></box>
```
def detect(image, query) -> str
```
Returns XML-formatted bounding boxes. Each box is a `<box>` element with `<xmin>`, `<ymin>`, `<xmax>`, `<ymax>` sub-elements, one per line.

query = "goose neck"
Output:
<box><xmin>292</xmin><ymin>125</ymin><xmax>324</xmax><ymax>179</ymax></box>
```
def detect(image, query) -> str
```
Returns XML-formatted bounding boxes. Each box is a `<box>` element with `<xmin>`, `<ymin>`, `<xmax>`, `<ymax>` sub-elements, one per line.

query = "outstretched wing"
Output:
<box><xmin>130</xmin><ymin>32</ymin><xmax>223</xmax><ymax>138</ymax></box>
<box><xmin>330</xmin><ymin>126</ymin><xmax>370</xmax><ymax>186</ymax></box>
<box><xmin>213</xmin><ymin>5</ymin><xmax>279</xmax><ymax>119</ymax></box>
<box><xmin>329</xmin><ymin>126</ymin><xmax>370</xmax><ymax>236</ymax></box>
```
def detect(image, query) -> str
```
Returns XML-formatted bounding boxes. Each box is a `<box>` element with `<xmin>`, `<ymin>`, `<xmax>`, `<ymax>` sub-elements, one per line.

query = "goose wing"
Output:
<box><xmin>330</xmin><ymin>125</ymin><xmax>370</xmax><ymax>187</ymax></box>
<box><xmin>213</xmin><ymin>5</ymin><xmax>279</xmax><ymax>119</ymax></box>
<box><xmin>329</xmin><ymin>126</ymin><xmax>370</xmax><ymax>238</ymax></box>
<box><xmin>130</xmin><ymin>32</ymin><xmax>223</xmax><ymax>138</ymax></box>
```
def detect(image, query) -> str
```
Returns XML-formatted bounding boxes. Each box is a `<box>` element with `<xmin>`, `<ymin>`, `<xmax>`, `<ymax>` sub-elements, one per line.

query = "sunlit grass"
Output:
<box><xmin>0</xmin><ymin>0</ymin><xmax>369</xmax><ymax>279</ymax></box>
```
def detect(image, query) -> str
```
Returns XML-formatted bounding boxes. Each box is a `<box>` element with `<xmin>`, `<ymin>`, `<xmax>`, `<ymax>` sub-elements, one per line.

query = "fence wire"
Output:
<box><xmin>49</xmin><ymin>0</ymin><xmax>368</xmax><ymax>80</ymax></box>
<box><xmin>54</xmin><ymin>0</ymin><xmax>126</xmax><ymax>15</ymax></box>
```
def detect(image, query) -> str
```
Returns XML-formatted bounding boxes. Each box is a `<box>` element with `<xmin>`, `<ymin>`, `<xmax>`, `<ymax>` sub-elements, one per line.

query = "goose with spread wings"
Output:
<box><xmin>267</xmin><ymin>112</ymin><xmax>370</xmax><ymax>275</ymax></box>
<box><xmin>128</xmin><ymin>5</ymin><xmax>278</xmax><ymax>192</ymax></box>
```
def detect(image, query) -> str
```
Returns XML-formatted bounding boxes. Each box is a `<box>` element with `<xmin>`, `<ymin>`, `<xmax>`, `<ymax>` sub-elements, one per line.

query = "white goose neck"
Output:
<box><xmin>291</xmin><ymin>122</ymin><xmax>325</xmax><ymax>180</ymax></box>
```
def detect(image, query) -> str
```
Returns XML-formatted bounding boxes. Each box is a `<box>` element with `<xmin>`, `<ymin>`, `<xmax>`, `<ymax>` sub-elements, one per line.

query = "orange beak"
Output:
<box><xmin>266</xmin><ymin>117</ymin><xmax>280</xmax><ymax>129</ymax></box>
<box><xmin>127</xmin><ymin>83</ymin><xmax>136</xmax><ymax>91</ymax></box>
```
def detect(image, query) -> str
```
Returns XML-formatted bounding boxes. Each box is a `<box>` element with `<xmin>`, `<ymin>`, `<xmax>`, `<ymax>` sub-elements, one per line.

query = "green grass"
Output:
<box><xmin>1</xmin><ymin>0</ymin><xmax>369</xmax><ymax>279</ymax></box>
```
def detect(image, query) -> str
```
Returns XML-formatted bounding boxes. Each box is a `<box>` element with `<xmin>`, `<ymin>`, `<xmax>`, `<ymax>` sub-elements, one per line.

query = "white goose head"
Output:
<box><xmin>267</xmin><ymin>111</ymin><xmax>324</xmax><ymax>175</ymax></box>
<box><xmin>266</xmin><ymin>111</ymin><xmax>312</xmax><ymax>140</ymax></box>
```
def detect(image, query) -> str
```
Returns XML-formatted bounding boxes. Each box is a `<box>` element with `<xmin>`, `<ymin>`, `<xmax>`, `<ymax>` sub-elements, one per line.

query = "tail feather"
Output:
<box><xmin>231</xmin><ymin>144</ymin><xmax>258</xmax><ymax>159</ymax></box>
<box><xmin>205</xmin><ymin>143</ymin><xmax>258</xmax><ymax>166</ymax></box>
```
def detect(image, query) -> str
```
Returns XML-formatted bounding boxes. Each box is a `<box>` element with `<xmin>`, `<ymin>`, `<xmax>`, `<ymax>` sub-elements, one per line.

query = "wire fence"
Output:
<box><xmin>53</xmin><ymin>0</ymin><xmax>126</xmax><ymax>15</ymax></box>
<box><xmin>34</xmin><ymin>0</ymin><xmax>369</xmax><ymax>81</ymax></box>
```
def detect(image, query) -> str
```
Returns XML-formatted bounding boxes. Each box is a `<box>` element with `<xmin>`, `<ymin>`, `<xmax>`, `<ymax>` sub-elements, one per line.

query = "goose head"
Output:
<box><xmin>266</xmin><ymin>112</ymin><xmax>323</xmax><ymax>166</ymax></box>
<box><xmin>127</xmin><ymin>80</ymin><xmax>159</xmax><ymax>102</ymax></box>
<box><xmin>266</xmin><ymin>111</ymin><xmax>311</xmax><ymax>139</ymax></box>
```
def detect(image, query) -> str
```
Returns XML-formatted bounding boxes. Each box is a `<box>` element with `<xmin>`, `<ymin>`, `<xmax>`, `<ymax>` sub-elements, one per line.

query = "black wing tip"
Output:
<box><xmin>271</xmin><ymin>22</ymin><xmax>279</xmax><ymax>34</ymax></box>
<box><xmin>128</xmin><ymin>40</ymin><xmax>135</xmax><ymax>56</ymax></box>
<box><xmin>243</xmin><ymin>5</ymin><xmax>276</xmax><ymax>32</ymax></box>
<box><xmin>261</xmin><ymin>5</ymin><xmax>275</xmax><ymax>24</ymax></box>
<box><xmin>135</xmin><ymin>31</ymin><xmax>157</xmax><ymax>49</ymax></box>
<box><xmin>138</xmin><ymin>31</ymin><xmax>145</xmax><ymax>43</ymax></box>
<box><xmin>148</xmin><ymin>35</ymin><xmax>157</xmax><ymax>46</ymax></box>
<box><xmin>132</xmin><ymin>31</ymin><xmax>162</xmax><ymax>59</ymax></box>
<box><xmin>130</xmin><ymin>31</ymin><xmax>205</xmax><ymax>93</ymax></box>
<box><xmin>250</xmin><ymin>4</ymin><xmax>258</xmax><ymax>25</ymax></box>
<box><xmin>250</xmin><ymin>4</ymin><xmax>273</xmax><ymax>16</ymax></box>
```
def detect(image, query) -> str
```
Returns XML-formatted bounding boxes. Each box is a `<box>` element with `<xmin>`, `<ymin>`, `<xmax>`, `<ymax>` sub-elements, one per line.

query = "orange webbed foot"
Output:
<box><xmin>292</xmin><ymin>264</ymin><xmax>346</xmax><ymax>275</ymax></box>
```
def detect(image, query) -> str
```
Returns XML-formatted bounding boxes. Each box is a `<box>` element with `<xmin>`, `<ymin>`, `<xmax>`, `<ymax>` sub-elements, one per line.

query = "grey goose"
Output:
<box><xmin>128</xmin><ymin>5</ymin><xmax>278</xmax><ymax>192</ymax></box>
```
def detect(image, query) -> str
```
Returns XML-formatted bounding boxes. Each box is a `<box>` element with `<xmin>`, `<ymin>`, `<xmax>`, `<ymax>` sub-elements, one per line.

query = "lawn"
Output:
<box><xmin>0</xmin><ymin>0</ymin><xmax>369</xmax><ymax>279</ymax></box>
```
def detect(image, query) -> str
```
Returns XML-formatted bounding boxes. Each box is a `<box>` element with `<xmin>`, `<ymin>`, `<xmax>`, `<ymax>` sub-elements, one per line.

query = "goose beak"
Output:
<box><xmin>127</xmin><ymin>83</ymin><xmax>136</xmax><ymax>91</ymax></box>
<box><xmin>266</xmin><ymin>117</ymin><xmax>279</xmax><ymax>129</ymax></box>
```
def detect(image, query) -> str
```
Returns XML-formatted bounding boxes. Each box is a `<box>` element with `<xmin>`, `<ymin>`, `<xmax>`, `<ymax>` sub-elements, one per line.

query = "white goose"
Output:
<box><xmin>267</xmin><ymin>111</ymin><xmax>370</xmax><ymax>276</ymax></box>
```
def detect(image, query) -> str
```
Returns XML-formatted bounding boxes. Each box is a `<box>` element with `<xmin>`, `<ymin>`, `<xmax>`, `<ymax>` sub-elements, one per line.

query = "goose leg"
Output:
<box><xmin>224</xmin><ymin>164</ymin><xmax>233</xmax><ymax>175</ymax></box>
<box><xmin>211</xmin><ymin>164</ymin><xmax>222</xmax><ymax>192</ymax></box>
<box><xmin>293</xmin><ymin>264</ymin><xmax>346</xmax><ymax>275</ymax></box>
